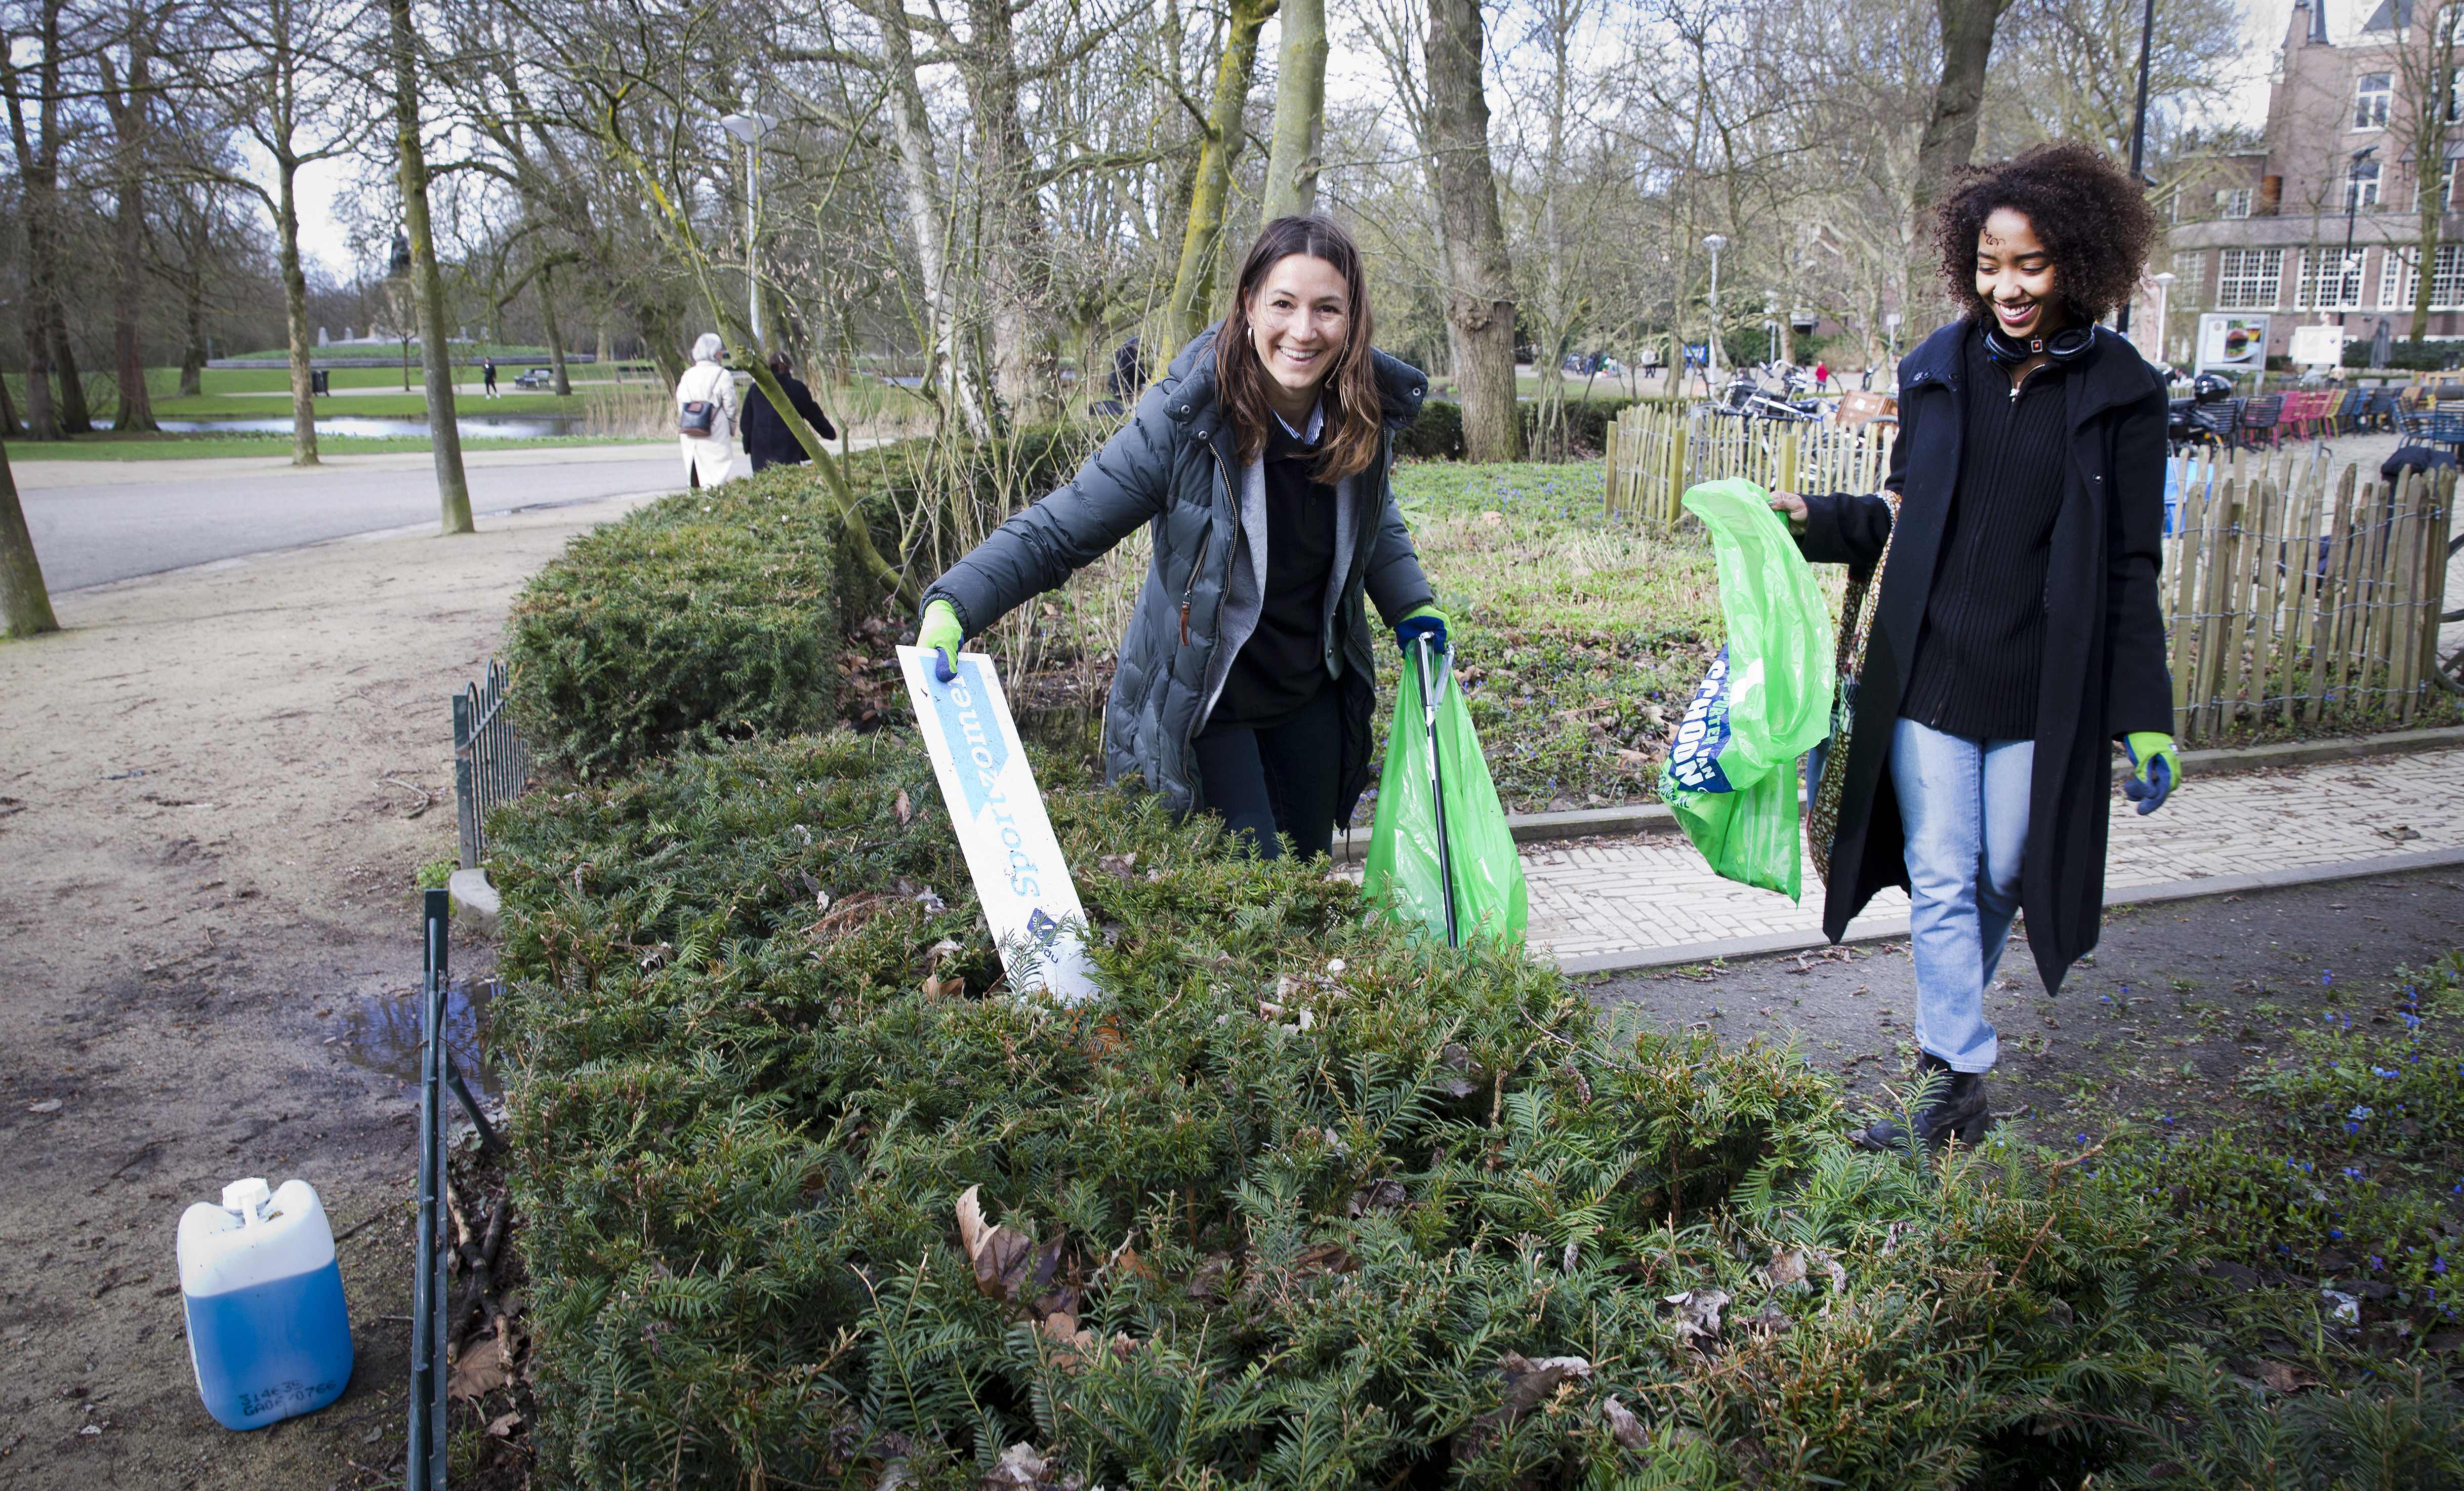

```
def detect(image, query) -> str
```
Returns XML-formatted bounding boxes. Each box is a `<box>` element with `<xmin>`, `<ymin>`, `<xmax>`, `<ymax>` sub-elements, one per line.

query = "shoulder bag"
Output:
<box><xmin>1805</xmin><ymin>494</ymin><xmax>1898</xmax><ymax>888</ymax></box>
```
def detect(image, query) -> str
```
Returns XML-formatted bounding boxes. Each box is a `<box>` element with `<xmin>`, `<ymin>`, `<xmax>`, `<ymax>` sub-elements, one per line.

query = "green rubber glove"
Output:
<box><xmin>2121</xmin><ymin>731</ymin><xmax>2178</xmax><ymax>815</ymax></box>
<box><xmin>1394</xmin><ymin>602</ymin><xmax>1449</xmax><ymax>653</ymax></box>
<box><xmin>917</xmin><ymin>599</ymin><xmax>964</xmax><ymax>680</ymax></box>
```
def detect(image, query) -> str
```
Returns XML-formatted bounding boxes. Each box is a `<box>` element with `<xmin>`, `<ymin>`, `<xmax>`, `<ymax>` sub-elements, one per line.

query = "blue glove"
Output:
<box><xmin>917</xmin><ymin>598</ymin><xmax>964</xmax><ymax>682</ymax></box>
<box><xmin>2122</xmin><ymin>731</ymin><xmax>2178</xmax><ymax>815</ymax></box>
<box><xmin>1394</xmin><ymin>602</ymin><xmax>1449</xmax><ymax>654</ymax></box>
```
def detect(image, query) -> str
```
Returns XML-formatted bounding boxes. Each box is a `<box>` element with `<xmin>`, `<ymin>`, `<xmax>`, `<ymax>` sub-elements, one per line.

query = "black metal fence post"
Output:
<box><xmin>453</xmin><ymin>660</ymin><xmax>527</xmax><ymax>872</ymax></box>
<box><xmin>408</xmin><ymin>890</ymin><xmax>450</xmax><ymax>1489</ymax></box>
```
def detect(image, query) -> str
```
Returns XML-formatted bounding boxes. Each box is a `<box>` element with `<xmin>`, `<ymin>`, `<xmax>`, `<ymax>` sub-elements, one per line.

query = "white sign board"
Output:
<box><xmin>2196</xmin><ymin>312</ymin><xmax>2269</xmax><ymax>376</ymax></box>
<box><xmin>896</xmin><ymin>646</ymin><xmax>1101</xmax><ymax>1003</ymax></box>
<box><xmin>2288</xmin><ymin>324</ymin><xmax>2349</xmax><ymax>368</ymax></box>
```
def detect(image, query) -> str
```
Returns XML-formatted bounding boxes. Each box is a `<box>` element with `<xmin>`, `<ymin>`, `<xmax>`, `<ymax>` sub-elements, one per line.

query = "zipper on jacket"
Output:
<box><xmin>1180</xmin><ymin>528</ymin><xmax>1211</xmax><ymax>647</ymax></box>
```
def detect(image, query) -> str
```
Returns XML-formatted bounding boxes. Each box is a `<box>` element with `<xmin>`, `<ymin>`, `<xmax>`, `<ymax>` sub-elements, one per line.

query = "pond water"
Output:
<box><xmin>156</xmin><ymin>414</ymin><xmax>585</xmax><ymax>440</ymax></box>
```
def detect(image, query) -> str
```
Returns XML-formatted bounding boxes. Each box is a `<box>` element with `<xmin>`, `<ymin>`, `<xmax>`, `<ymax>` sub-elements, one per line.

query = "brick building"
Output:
<box><xmin>2167</xmin><ymin>0</ymin><xmax>2464</xmax><ymax>362</ymax></box>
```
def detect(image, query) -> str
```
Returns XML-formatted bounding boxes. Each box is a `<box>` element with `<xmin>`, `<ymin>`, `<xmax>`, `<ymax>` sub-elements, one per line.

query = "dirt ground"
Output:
<box><xmin>0</xmin><ymin>489</ymin><xmax>656</xmax><ymax>1488</ymax></box>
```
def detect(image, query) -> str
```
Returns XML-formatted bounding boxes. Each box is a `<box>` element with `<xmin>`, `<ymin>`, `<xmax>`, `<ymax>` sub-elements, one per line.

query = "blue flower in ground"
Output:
<box><xmin>2160</xmin><ymin>1114</ymin><xmax>2174</xmax><ymax>1124</ymax></box>
<box><xmin>2331</xmin><ymin>1228</ymin><xmax>2346</xmax><ymax>1240</ymax></box>
<box><xmin>2351</xmin><ymin>1106</ymin><xmax>2375</xmax><ymax>1121</ymax></box>
<box><xmin>2077</xmin><ymin>1133</ymin><xmax>2090</xmax><ymax>1145</ymax></box>
<box><xmin>2374</xmin><ymin>1066</ymin><xmax>2401</xmax><ymax>1077</ymax></box>
<box><xmin>2436</xmin><ymin>1259</ymin><xmax>2449</xmax><ymax>1275</ymax></box>
<box><xmin>2344</xmin><ymin>1167</ymin><xmax>2365</xmax><ymax>1179</ymax></box>
<box><xmin>2323</xmin><ymin>969</ymin><xmax>2334</xmax><ymax>986</ymax></box>
<box><xmin>2100</xmin><ymin>994</ymin><xmax>2114</xmax><ymax>1004</ymax></box>
<box><xmin>2371</xmin><ymin>1256</ymin><xmax>2385</xmax><ymax>1270</ymax></box>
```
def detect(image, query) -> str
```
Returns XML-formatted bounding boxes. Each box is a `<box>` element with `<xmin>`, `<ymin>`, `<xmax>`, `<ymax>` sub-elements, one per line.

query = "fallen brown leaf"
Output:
<box><xmin>483</xmin><ymin>1411</ymin><xmax>523</xmax><ymax>1438</ymax></box>
<box><xmin>448</xmin><ymin>1330</ymin><xmax>509</xmax><ymax>1401</ymax></box>
<box><xmin>894</xmin><ymin>790</ymin><xmax>913</xmax><ymax>824</ymax></box>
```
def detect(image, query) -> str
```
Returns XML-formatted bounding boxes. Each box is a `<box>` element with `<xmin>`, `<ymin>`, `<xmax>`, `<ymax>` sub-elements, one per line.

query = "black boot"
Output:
<box><xmin>1854</xmin><ymin>1052</ymin><xmax>1990</xmax><ymax>1151</ymax></box>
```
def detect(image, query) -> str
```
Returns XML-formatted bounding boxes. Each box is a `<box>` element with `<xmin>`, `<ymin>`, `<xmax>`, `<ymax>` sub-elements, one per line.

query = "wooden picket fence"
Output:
<box><xmin>1603</xmin><ymin>402</ymin><xmax>1898</xmax><ymax>526</ymax></box>
<box><xmin>1601</xmin><ymin>406</ymin><xmax>2456</xmax><ymax>737</ymax></box>
<box><xmin>2163</xmin><ymin>448</ymin><xmax>2455</xmax><ymax>742</ymax></box>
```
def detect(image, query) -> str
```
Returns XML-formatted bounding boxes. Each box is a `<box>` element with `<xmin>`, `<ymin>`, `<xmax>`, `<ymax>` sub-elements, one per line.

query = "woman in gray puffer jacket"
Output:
<box><xmin>917</xmin><ymin>216</ymin><xmax>1448</xmax><ymax>861</ymax></box>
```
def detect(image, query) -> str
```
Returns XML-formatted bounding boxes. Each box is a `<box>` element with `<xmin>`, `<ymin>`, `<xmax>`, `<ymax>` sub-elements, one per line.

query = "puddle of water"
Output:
<box><xmin>333</xmin><ymin>977</ymin><xmax>500</xmax><ymax>1098</ymax></box>
<box><xmin>154</xmin><ymin>415</ymin><xmax>584</xmax><ymax>440</ymax></box>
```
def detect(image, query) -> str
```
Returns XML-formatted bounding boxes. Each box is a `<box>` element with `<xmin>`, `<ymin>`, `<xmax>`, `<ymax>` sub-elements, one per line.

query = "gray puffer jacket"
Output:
<box><xmin>921</xmin><ymin>329</ymin><xmax>1435</xmax><ymax>822</ymax></box>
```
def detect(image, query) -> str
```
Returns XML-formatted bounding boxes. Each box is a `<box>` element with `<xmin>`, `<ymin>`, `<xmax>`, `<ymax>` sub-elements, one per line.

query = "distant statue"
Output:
<box><xmin>388</xmin><ymin>229</ymin><xmax>411</xmax><ymax>280</ymax></box>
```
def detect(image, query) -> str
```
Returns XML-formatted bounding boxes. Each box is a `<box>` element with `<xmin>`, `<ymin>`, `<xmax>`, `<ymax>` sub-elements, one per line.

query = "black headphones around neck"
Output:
<box><xmin>1982</xmin><ymin>320</ymin><xmax>2096</xmax><ymax>367</ymax></box>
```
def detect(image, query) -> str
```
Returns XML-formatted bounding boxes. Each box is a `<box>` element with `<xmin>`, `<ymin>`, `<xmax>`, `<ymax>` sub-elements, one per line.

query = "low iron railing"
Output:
<box><xmin>454</xmin><ymin>660</ymin><xmax>528</xmax><ymax>870</ymax></box>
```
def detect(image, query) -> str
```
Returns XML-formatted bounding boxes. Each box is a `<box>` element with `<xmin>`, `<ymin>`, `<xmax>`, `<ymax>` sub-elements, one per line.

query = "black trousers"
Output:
<box><xmin>1191</xmin><ymin>686</ymin><xmax>1340</xmax><ymax>861</ymax></box>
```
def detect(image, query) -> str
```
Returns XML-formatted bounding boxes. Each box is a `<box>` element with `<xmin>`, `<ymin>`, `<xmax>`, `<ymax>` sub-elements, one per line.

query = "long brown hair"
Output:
<box><xmin>1214</xmin><ymin>215</ymin><xmax>1383</xmax><ymax>482</ymax></box>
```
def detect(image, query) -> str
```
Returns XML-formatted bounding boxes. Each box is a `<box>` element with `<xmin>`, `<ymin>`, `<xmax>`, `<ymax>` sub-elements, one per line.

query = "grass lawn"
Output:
<box><xmin>5</xmin><ymin>431</ymin><xmax>666</xmax><ymax>460</ymax></box>
<box><xmin>146</xmin><ymin>390</ymin><xmax>590</xmax><ymax>419</ymax></box>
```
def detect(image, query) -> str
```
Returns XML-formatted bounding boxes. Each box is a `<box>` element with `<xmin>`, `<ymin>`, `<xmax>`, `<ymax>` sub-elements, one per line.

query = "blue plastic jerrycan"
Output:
<box><xmin>176</xmin><ymin>1177</ymin><xmax>353</xmax><ymax>1429</ymax></box>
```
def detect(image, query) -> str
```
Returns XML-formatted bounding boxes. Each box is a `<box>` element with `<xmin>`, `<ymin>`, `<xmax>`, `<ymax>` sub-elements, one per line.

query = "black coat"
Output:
<box><xmin>742</xmin><ymin>375</ymin><xmax>837</xmax><ymax>471</ymax></box>
<box><xmin>1798</xmin><ymin>321</ymin><xmax>2171</xmax><ymax>991</ymax></box>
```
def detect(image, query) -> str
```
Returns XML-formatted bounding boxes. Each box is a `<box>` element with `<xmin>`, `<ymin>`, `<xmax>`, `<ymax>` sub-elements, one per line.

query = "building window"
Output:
<box><xmin>2299</xmin><ymin>248</ymin><xmax>2368</xmax><ymax>308</ymax></box>
<box><xmin>2220</xmin><ymin>187</ymin><xmax>2253</xmax><ymax>218</ymax></box>
<box><xmin>2433</xmin><ymin>244</ymin><xmax>2464</xmax><ymax>307</ymax></box>
<box><xmin>2216</xmin><ymin>248</ymin><xmax>2283</xmax><ymax>308</ymax></box>
<box><xmin>2381</xmin><ymin>246</ymin><xmax>2416</xmax><ymax>310</ymax></box>
<box><xmin>2357</xmin><ymin>72</ymin><xmax>2393</xmax><ymax>130</ymax></box>
<box><xmin>2390</xmin><ymin>245</ymin><xmax>2464</xmax><ymax>310</ymax></box>
<box><xmin>2173</xmin><ymin>250</ymin><xmax>2211</xmax><ymax>304</ymax></box>
<box><xmin>2347</xmin><ymin>158</ymin><xmax>2382</xmax><ymax>210</ymax></box>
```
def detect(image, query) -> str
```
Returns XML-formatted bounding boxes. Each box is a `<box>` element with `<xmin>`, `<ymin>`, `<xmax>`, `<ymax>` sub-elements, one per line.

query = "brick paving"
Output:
<box><xmin>1521</xmin><ymin>747</ymin><xmax>2464</xmax><ymax>969</ymax></box>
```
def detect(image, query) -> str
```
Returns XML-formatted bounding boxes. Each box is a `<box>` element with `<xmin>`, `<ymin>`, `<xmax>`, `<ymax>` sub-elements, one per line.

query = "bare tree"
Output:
<box><xmin>0</xmin><ymin>441</ymin><xmax>58</xmax><ymax>638</ymax></box>
<box><xmin>387</xmin><ymin>0</ymin><xmax>470</xmax><ymax>531</ymax></box>
<box><xmin>1259</xmin><ymin>0</ymin><xmax>1324</xmax><ymax>222</ymax></box>
<box><xmin>201</xmin><ymin>0</ymin><xmax>373</xmax><ymax>465</ymax></box>
<box><xmin>1165</xmin><ymin>0</ymin><xmax>1275</xmax><ymax>351</ymax></box>
<box><xmin>1426</xmin><ymin>0</ymin><xmax>1522</xmax><ymax>462</ymax></box>
<box><xmin>2</xmin><ymin>3</ymin><xmax>79</xmax><ymax>439</ymax></box>
<box><xmin>2385</xmin><ymin>0</ymin><xmax>2463</xmax><ymax>344</ymax></box>
<box><xmin>95</xmin><ymin>1</ymin><xmax>165</xmax><ymax>433</ymax></box>
<box><xmin>1911</xmin><ymin>0</ymin><xmax>2015</xmax><ymax>327</ymax></box>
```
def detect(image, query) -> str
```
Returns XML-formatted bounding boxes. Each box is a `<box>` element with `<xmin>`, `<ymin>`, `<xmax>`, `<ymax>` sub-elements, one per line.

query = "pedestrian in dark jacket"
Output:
<box><xmin>741</xmin><ymin>351</ymin><xmax>837</xmax><ymax>471</ymax></box>
<box><xmin>918</xmin><ymin>215</ymin><xmax>1449</xmax><ymax>861</ymax></box>
<box><xmin>1771</xmin><ymin>142</ymin><xmax>2180</xmax><ymax>1150</ymax></box>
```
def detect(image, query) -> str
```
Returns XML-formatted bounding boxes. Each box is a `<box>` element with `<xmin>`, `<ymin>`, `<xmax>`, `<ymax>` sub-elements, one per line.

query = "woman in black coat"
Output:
<box><xmin>741</xmin><ymin>351</ymin><xmax>837</xmax><ymax>471</ymax></box>
<box><xmin>1772</xmin><ymin>143</ymin><xmax>2180</xmax><ymax>1149</ymax></box>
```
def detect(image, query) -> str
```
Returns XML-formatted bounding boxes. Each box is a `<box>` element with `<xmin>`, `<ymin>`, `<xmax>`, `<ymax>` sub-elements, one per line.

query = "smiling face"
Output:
<box><xmin>1246</xmin><ymin>253</ymin><xmax>1350</xmax><ymax>418</ymax></box>
<box><xmin>1976</xmin><ymin>207</ymin><xmax>2065</xmax><ymax>342</ymax></box>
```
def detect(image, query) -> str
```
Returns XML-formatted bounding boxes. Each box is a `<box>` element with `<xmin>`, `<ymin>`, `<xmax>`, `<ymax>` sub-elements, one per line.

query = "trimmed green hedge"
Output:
<box><xmin>505</xmin><ymin>429</ymin><xmax>1101</xmax><ymax>779</ymax></box>
<box><xmin>506</xmin><ymin>464</ymin><xmax>858</xmax><ymax>778</ymax></box>
<box><xmin>490</xmin><ymin>730</ymin><xmax>2229</xmax><ymax>1488</ymax></box>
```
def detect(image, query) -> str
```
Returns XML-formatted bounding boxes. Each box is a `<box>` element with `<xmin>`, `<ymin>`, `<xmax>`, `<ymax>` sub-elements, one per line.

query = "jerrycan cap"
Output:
<box><xmin>221</xmin><ymin>1178</ymin><xmax>272</xmax><ymax>1221</ymax></box>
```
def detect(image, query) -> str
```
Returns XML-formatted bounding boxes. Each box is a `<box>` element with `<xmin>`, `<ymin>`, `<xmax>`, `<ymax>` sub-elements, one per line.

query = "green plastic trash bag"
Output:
<box><xmin>1364</xmin><ymin>641</ymin><xmax>1528</xmax><ymax>944</ymax></box>
<box><xmin>1658</xmin><ymin>478</ymin><xmax>1835</xmax><ymax>902</ymax></box>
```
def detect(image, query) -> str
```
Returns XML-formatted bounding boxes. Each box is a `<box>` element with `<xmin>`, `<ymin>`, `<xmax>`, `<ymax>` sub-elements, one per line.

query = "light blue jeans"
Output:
<box><xmin>1890</xmin><ymin>717</ymin><xmax>2033</xmax><ymax>1074</ymax></box>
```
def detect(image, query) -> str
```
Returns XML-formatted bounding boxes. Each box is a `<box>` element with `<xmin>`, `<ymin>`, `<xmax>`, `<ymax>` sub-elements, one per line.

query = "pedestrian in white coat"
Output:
<box><xmin>675</xmin><ymin>333</ymin><xmax>738</xmax><ymax>488</ymax></box>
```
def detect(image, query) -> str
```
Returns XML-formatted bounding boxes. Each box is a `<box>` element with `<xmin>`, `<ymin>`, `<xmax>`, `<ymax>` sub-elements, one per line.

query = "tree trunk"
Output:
<box><xmin>0</xmin><ymin>365</ymin><xmax>22</xmax><ymax>438</ymax></box>
<box><xmin>1424</xmin><ymin>0</ymin><xmax>1522</xmax><ymax>463</ymax></box>
<box><xmin>51</xmin><ymin>321</ymin><xmax>92</xmax><ymax>434</ymax></box>
<box><xmin>2408</xmin><ymin>32</ymin><xmax>2456</xmax><ymax>344</ymax></box>
<box><xmin>275</xmin><ymin>160</ymin><xmax>320</xmax><ymax>464</ymax></box>
<box><xmin>3</xmin><ymin>4</ymin><xmax>67</xmax><ymax>440</ymax></box>
<box><xmin>540</xmin><ymin>261</ymin><xmax>571</xmax><ymax>396</ymax></box>
<box><xmin>1259</xmin><ymin>0</ymin><xmax>1326</xmax><ymax>224</ymax></box>
<box><xmin>100</xmin><ymin>36</ymin><xmax>158</xmax><ymax>433</ymax></box>
<box><xmin>0</xmin><ymin>441</ymin><xmax>58</xmax><ymax>639</ymax></box>
<box><xmin>866</xmin><ymin>0</ymin><xmax>993</xmax><ymax>437</ymax></box>
<box><xmin>180</xmin><ymin>273</ymin><xmax>206</xmax><ymax>398</ymax></box>
<box><xmin>1910</xmin><ymin>0</ymin><xmax>2013</xmax><ymax>332</ymax></box>
<box><xmin>1168</xmin><ymin>0</ymin><xmax>1278</xmax><ymax>352</ymax></box>
<box><xmin>390</xmin><ymin>0</ymin><xmax>473</xmax><ymax>535</ymax></box>
<box><xmin>966</xmin><ymin>0</ymin><xmax>1054</xmax><ymax>418</ymax></box>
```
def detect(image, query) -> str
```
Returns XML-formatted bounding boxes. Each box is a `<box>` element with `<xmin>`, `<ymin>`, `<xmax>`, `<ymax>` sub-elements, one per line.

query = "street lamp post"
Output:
<box><xmin>2150</xmin><ymin>271</ymin><xmax>2176</xmax><ymax>366</ymax></box>
<box><xmin>719</xmin><ymin>106</ymin><xmax>777</xmax><ymax>352</ymax></box>
<box><xmin>1702</xmin><ymin>233</ymin><xmax>1728</xmax><ymax>386</ymax></box>
<box><xmin>2339</xmin><ymin>144</ymin><xmax>2377</xmax><ymax>333</ymax></box>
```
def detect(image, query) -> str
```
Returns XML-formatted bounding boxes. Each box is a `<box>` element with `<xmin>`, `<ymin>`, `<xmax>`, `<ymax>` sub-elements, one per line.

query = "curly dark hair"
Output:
<box><xmin>1932</xmin><ymin>141</ymin><xmax>2158</xmax><ymax>327</ymax></box>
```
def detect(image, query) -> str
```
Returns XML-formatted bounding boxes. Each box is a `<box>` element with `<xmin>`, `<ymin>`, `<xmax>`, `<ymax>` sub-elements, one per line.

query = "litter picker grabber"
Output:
<box><xmin>1415</xmin><ymin>634</ymin><xmax>1459</xmax><ymax>947</ymax></box>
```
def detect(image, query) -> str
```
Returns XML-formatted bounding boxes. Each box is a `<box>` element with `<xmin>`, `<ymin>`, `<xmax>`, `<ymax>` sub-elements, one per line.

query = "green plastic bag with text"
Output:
<box><xmin>1364</xmin><ymin>645</ymin><xmax>1528</xmax><ymax>944</ymax></box>
<box><xmin>1657</xmin><ymin>478</ymin><xmax>1835</xmax><ymax>902</ymax></box>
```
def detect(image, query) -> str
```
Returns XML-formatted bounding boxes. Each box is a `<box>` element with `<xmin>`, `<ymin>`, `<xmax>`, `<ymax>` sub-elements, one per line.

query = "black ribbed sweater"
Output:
<box><xmin>1899</xmin><ymin>328</ymin><xmax>2072</xmax><ymax>741</ymax></box>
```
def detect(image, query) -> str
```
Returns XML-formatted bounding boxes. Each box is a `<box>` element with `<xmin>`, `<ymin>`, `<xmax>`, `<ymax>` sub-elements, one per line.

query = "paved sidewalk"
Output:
<box><xmin>1527</xmin><ymin>747</ymin><xmax>2464</xmax><ymax>972</ymax></box>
